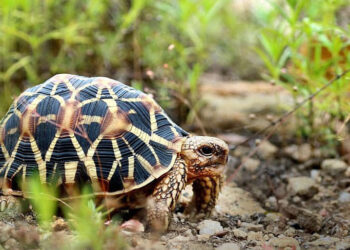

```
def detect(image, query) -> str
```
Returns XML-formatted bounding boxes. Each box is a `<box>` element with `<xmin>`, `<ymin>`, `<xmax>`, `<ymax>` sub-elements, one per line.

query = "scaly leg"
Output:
<box><xmin>185</xmin><ymin>176</ymin><xmax>223</xmax><ymax>218</ymax></box>
<box><xmin>147</xmin><ymin>159</ymin><xmax>187</xmax><ymax>232</ymax></box>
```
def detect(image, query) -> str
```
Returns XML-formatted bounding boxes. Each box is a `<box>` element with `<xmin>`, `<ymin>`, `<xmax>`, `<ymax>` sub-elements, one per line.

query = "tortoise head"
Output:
<box><xmin>180</xmin><ymin>136</ymin><xmax>229</xmax><ymax>179</ymax></box>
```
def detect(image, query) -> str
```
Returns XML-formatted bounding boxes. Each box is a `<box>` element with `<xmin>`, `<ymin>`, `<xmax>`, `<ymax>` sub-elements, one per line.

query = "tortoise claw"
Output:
<box><xmin>0</xmin><ymin>199</ymin><xmax>6</xmax><ymax>212</ymax></box>
<box><xmin>0</xmin><ymin>196</ymin><xmax>21</xmax><ymax>214</ymax></box>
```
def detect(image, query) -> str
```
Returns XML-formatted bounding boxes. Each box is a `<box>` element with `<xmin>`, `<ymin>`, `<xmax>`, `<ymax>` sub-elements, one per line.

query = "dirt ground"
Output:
<box><xmin>1</xmin><ymin>82</ymin><xmax>350</xmax><ymax>250</ymax></box>
<box><xmin>1</xmin><ymin>137</ymin><xmax>350</xmax><ymax>250</ymax></box>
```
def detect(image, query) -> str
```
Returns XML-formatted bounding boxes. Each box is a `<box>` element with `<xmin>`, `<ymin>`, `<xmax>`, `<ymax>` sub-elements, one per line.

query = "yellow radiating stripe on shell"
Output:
<box><xmin>150</xmin><ymin>107</ymin><xmax>157</xmax><ymax>132</ymax></box>
<box><xmin>3</xmin><ymin>158</ymin><xmax>14</xmax><ymax>181</ymax></box>
<box><xmin>37</xmin><ymin>114</ymin><xmax>57</xmax><ymax>126</ymax></box>
<box><xmin>80</xmin><ymin>97</ymin><xmax>100</xmax><ymax>106</ymax></box>
<box><xmin>150</xmin><ymin>133</ymin><xmax>173</xmax><ymax>148</ymax></box>
<box><xmin>107</xmin><ymin>160</ymin><xmax>119</xmax><ymax>181</ymax></box>
<box><xmin>112</xmin><ymin>139</ymin><xmax>122</xmax><ymax>160</ymax></box>
<box><xmin>96</xmin><ymin>87</ymin><xmax>102</xmax><ymax>100</ymax></box>
<box><xmin>80</xmin><ymin>115</ymin><xmax>103</xmax><ymax>125</ymax></box>
<box><xmin>129</xmin><ymin>126</ymin><xmax>150</xmax><ymax>144</ymax></box>
<box><xmin>102</xmin><ymin>98</ymin><xmax>117</xmax><ymax>110</ymax></box>
<box><xmin>29</xmin><ymin>136</ymin><xmax>46</xmax><ymax>183</ymax></box>
<box><xmin>70</xmin><ymin>133</ymin><xmax>86</xmax><ymax>161</ymax></box>
<box><xmin>9</xmin><ymin>164</ymin><xmax>23</xmax><ymax>180</ymax></box>
<box><xmin>22</xmin><ymin>164</ymin><xmax>26</xmax><ymax>183</ymax></box>
<box><xmin>135</xmin><ymin>154</ymin><xmax>156</xmax><ymax>177</ymax></box>
<box><xmin>52</xmin><ymin>95</ymin><xmax>66</xmax><ymax>107</ymax></box>
<box><xmin>85</xmin><ymin>134</ymin><xmax>104</xmax><ymax>180</ymax></box>
<box><xmin>107</xmin><ymin>87</ymin><xmax>118</xmax><ymax>100</ymax></box>
<box><xmin>127</xmin><ymin>156</ymin><xmax>135</xmax><ymax>179</ymax></box>
<box><xmin>128</xmin><ymin>126</ymin><xmax>160</xmax><ymax>164</ymax></box>
<box><xmin>45</xmin><ymin>132</ymin><xmax>60</xmax><ymax>162</ymax></box>
<box><xmin>0</xmin><ymin>143</ymin><xmax>10</xmax><ymax>160</ymax></box>
<box><xmin>170</xmin><ymin>126</ymin><xmax>179</xmax><ymax>137</ymax></box>
<box><xmin>50</xmin><ymin>81</ymin><xmax>59</xmax><ymax>96</ymax></box>
<box><xmin>64</xmin><ymin>161</ymin><xmax>79</xmax><ymax>184</ymax></box>
<box><xmin>118</xmin><ymin>98</ymin><xmax>143</xmax><ymax>103</ymax></box>
<box><xmin>105</xmin><ymin>139</ymin><xmax>122</xmax><ymax>181</ymax></box>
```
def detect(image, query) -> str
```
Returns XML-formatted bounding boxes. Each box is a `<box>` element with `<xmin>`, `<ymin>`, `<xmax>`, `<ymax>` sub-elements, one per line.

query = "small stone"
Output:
<box><xmin>197</xmin><ymin>220</ymin><xmax>223</xmax><ymax>235</ymax></box>
<box><xmin>257</xmin><ymin>140</ymin><xmax>278</xmax><ymax>159</ymax></box>
<box><xmin>247</xmin><ymin>231</ymin><xmax>263</xmax><ymax>241</ymax></box>
<box><xmin>170</xmin><ymin>235</ymin><xmax>189</xmax><ymax>242</ymax></box>
<box><xmin>345</xmin><ymin>167</ymin><xmax>350</xmax><ymax>177</ymax></box>
<box><xmin>268</xmin><ymin>237</ymin><xmax>301</xmax><ymax>250</ymax></box>
<box><xmin>284</xmin><ymin>144</ymin><xmax>312</xmax><ymax>162</ymax></box>
<box><xmin>265</xmin><ymin>196</ymin><xmax>278</xmax><ymax>211</ymax></box>
<box><xmin>287</xmin><ymin>176</ymin><xmax>318</xmax><ymax>198</ymax></box>
<box><xmin>282</xmin><ymin>205</ymin><xmax>322</xmax><ymax>232</ymax></box>
<box><xmin>233</xmin><ymin>229</ymin><xmax>248</xmax><ymax>239</ymax></box>
<box><xmin>310</xmin><ymin>170</ymin><xmax>320</xmax><ymax>180</ymax></box>
<box><xmin>0</xmin><ymin>223</ymin><xmax>11</xmax><ymax>243</ymax></box>
<box><xmin>336</xmin><ymin>241</ymin><xmax>350</xmax><ymax>250</ymax></box>
<box><xmin>216</xmin><ymin>242</ymin><xmax>240</xmax><ymax>250</ymax></box>
<box><xmin>292</xmin><ymin>196</ymin><xmax>301</xmax><ymax>203</ymax></box>
<box><xmin>197</xmin><ymin>234</ymin><xmax>210</xmax><ymax>241</ymax></box>
<box><xmin>183</xmin><ymin>229</ymin><xmax>193</xmax><ymax>237</ymax></box>
<box><xmin>4</xmin><ymin>238</ymin><xmax>21</xmax><ymax>250</ymax></box>
<box><xmin>339</xmin><ymin>192</ymin><xmax>350</xmax><ymax>203</ymax></box>
<box><xmin>242</xmin><ymin>157</ymin><xmax>260</xmax><ymax>172</ymax></box>
<box><xmin>321</xmin><ymin>159</ymin><xmax>348</xmax><ymax>176</ymax></box>
<box><xmin>52</xmin><ymin>218</ymin><xmax>69</xmax><ymax>232</ymax></box>
<box><xmin>284</xmin><ymin>227</ymin><xmax>296</xmax><ymax>237</ymax></box>
<box><xmin>240</xmin><ymin>222</ymin><xmax>264</xmax><ymax>232</ymax></box>
<box><xmin>305</xmin><ymin>236</ymin><xmax>339</xmax><ymax>248</ymax></box>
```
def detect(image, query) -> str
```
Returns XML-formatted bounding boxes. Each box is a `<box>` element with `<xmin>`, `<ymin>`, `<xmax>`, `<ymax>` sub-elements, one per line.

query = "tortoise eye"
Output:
<box><xmin>199</xmin><ymin>146</ymin><xmax>214</xmax><ymax>156</ymax></box>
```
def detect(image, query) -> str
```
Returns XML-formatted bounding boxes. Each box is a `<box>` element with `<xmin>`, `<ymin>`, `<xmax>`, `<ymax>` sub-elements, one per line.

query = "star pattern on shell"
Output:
<box><xmin>0</xmin><ymin>74</ymin><xmax>188</xmax><ymax>195</ymax></box>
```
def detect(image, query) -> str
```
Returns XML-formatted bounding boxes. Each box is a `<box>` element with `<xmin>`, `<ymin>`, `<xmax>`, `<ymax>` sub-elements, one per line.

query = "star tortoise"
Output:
<box><xmin>0</xmin><ymin>74</ymin><xmax>228</xmax><ymax>231</ymax></box>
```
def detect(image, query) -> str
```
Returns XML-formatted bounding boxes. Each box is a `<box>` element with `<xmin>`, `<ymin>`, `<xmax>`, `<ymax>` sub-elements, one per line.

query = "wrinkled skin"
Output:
<box><xmin>144</xmin><ymin>136</ymin><xmax>229</xmax><ymax>232</ymax></box>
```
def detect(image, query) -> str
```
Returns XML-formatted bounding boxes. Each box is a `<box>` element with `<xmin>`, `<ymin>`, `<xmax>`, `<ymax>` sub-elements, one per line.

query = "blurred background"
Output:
<box><xmin>1</xmin><ymin>0</ymin><xmax>350</xmax><ymax>148</ymax></box>
<box><xmin>3</xmin><ymin>1</ymin><xmax>350</xmax><ymax>248</ymax></box>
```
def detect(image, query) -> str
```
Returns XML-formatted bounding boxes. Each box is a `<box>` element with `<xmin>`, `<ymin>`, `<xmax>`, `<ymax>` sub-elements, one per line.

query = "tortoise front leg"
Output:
<box><xmin>147</xmin><ymin>159</ymin><xmax>187</xmax><ymax>232</ymax></box>
<box><xmin>185</xmin><ymin>176</ymin><xmax>223</xmax><ymax>218</ymax></box>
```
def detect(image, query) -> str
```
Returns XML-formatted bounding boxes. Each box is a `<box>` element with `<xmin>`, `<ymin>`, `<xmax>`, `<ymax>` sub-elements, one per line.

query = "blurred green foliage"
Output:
<box><xmin>26</xmin><ymin>177</ymin><xmax>127</xmax><ymax>249</ymax></box>
<box><xmin>256</xmin><ymin>0</ymin><xmax>350</xmax><ymax>144</ymax></box>
<box><xmin>1</xmin><ymin>0</ymin><xmax>350</xmax><ymax>141</ymax></box>
<box><xmin>0</xmin><ymin>0</ymin><xmax>260</xmax><ymax>125</ymax></box>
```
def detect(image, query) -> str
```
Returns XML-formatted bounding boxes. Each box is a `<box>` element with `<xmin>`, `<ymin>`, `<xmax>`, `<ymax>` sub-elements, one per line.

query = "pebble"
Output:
<box><xmin>197</xmin><ymin>220</ymin><xmax>223</xmax><ymax>235</ymax></box>
<box><xmin>197</xmin><ymin>234</ymin><xmax>210</xmax><ymax>241</ymax></box>
<box><xmin>242</xmin><ymin>157</ymin><xmax>260</xmax><ymax>172</ymax></box>
<box><xmin>265</xmin><ymin>196</ymin><xmax>278</xmax><ymax>211</ymax></box>
<box><xmin>321</xmin><ymin>159</ymin><xmax>348</xmax><ymax>176</ymax></box>
<box><xmin>170</xmin><ymin>235</ymin><xmax>189</xmax><ymax>242</ymax></box>
<box><xmin>247</xmin><ymin>231</ymin><xmax>263</xmax><ymax>241</ymax></box>
<box><xmin>216</xmin><ymin>242</ymin><xmax>240</xmax><ymax>250</ymax></box>
<box><xmin>256</xmin><ymin>140</ymin><xmax>278</xmax><ymax>159</ymax></box>
<box><xmin>240</xmin><ymin>222</ymin><xmax>263</xmax><ymax>232</ymax></box>
<box><xmin>339</xmin><ymin>192</ymin><xmax>350</xmax><ymax>203</ymax></box>
<box><xmin>310</xmin><ymin>170</ymin><xmax>320</xmax><ymax>181</ymax></box>
<box><xmin>268</xmin><ymin>237</ymin><xmax>301</xmax><ymax>250</ymax></box>
<box><xmin>284</xmin><ymin>144</ymin><xmax>312</xmax><ymax>162</ymax></box>
<box><xmin>283</xmin><ymin>205</ymin><xmax>322</xmax><ymax>232</ymax></box>
<box><xmin>233</xmin><ymin>229</ymin><xmax>248</xmax><ymax>239</ymax></box>
<box><xmin>287</xmin><ymin>176</ymin><xmax>318</xmax><ymax>198</ymax></box>
<box><xmin>304</xmin><ymin>236</ymin><xmax>339</xmax><ymax>248</ymax></box>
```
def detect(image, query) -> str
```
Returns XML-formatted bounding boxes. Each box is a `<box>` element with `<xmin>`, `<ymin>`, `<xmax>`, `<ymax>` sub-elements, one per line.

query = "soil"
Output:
<box><xmin>1</xmin><ymin>81</ymin><xmax>350</xmax><ymax>249</ymax></box>
<box><xmin>1</xmin><ymin>138</ymin><xmax>350</xmax><ymax>250</ymax></box>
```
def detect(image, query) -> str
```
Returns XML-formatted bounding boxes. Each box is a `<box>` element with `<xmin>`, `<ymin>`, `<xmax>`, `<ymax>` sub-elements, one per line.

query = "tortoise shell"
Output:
<box><xmin>0</xmin><ymin>74</ymin><xmax>188</xmax><ymax>194</ymax></box>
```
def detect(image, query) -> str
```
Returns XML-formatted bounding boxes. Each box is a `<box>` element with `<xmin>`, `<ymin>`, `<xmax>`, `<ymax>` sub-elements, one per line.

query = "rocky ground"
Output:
<box><xmin>2</xmin><ymin>138</ymin><xmax>350</xmax><ymax>250</ymax></box>
<box><xmin>2</xmin><ymin>81</ymin><xmax>350</xmax><ymax>249</ymax></box>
